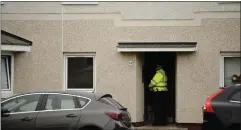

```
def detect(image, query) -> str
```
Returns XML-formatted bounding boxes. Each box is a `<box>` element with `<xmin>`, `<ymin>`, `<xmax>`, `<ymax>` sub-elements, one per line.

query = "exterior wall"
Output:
<box><xmin>1</xmin><ymin>2</ymin><xmax>240</xmax><ymax>19</ymax></box>
<box><xmin>136</xmin><ymin>53</ymin><xmax>144</xmax><ymax>122</ymax></box>
<box><xmin>176</xmin><ymin>19</ymin><xmax>240</xmax><ymax>123</ymax></box>
<box><xmin>5</xmin><ymin>21</ymin><xmax>63</xmax><ymax>93</ymax></box>
<box><xmin>1</xmin><ymin>2</ymin><xmax>240</xmax><ymax>123</ymax></box>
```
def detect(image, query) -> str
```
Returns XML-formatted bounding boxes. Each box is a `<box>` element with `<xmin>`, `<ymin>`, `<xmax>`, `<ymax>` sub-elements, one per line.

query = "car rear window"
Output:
<box><xmin>99</xmin><ymin>97</ymin><xmax>124</xmax><ymax>109</ymax></box>
<box><xmin>230</xmin><ymin>91</ymin><xmax>241</xmax><ymax>101</ymax></box>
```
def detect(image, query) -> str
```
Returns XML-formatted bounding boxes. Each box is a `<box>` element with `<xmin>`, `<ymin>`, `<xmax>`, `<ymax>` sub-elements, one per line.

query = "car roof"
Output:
<box><xmin>44</xmin><ymin>91</ymin><xmax>97</xmax><ymax>98</ymax></box>
<box><xmin>224</xmin><ymin>84</ymin><xmax>241</xmax><ymax>89</ymax></box>
<box><xmin>2</xmin><ymin>91</ymin><xmax>113</xmax><ymax>102</ymax></box>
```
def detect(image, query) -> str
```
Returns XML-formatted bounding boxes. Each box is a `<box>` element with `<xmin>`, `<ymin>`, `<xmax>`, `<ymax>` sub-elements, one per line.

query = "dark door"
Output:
<box><xmin>228</xmin><ymin>89</ymin><xmax>241</xmax><ymax>124</ymax></box>
<box><xmin>143</xmin><ymin>53</ymin><xmax>156</xmax><ymax>123</ymax></box>
<box><xmin>35</xmin><ymin>94</ymin><xmax>82</xmax><ymax>130</ymax></box>
<box><xmin>143</xmin><ymin>52</ymin><xmax>176</xmax><ymax>124</ymax></box>
<box><xmin>1</xmin><ymin>94</ymin><xmax>43</xmax><ymax>130</ymax></box>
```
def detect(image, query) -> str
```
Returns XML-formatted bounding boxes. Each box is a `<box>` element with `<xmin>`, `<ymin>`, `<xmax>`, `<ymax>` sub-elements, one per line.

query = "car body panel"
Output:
<box><xmin>104</xmin><ymin>119</ymin><xmax>134</xmax><ymax>130</ymax></box>
<box><xmin>1</xmin><ymin>93</ymin><xmax>45</xmax><ymax>130</ymax></box>
<box><xmin>202</xmin><ymin>85</ymin><xmax>241</xmax><ymax>130</ymax></box>
<box><xmin>76</xmin><ymin>98</ymin><xmax>117</xmax><ymax>129</ymax></box>
<box><xmin>228</xmin><ymin>89</ymin><xmax>241</xmax><ymax>124</ymax></box>
<box><xmin>35</xmin><ymin>109</ymin><xmax>82</xmax><ymax>130</ymax></box>
<box><xmin>2</xmin><ymin>112</ymin><xmax>39</xmax><ymax>130</ymax></box>
<box><xmin>35</xmin><ymin>93</ymin><xmax>85</xmax><ymax>130</ymax></box>
<box><xmin>212</xmin><ymin>85</ymin><xmax>241</xmax><ymax>126</ymax></box>
<box><xmin>228</xmin><ymin>101</ymin><xmax>240</xmax><ymax>124</ymax></box>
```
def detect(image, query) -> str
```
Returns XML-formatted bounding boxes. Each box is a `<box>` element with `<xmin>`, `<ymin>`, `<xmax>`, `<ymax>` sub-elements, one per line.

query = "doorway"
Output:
<box><xmin>143</xmin><ymin>52</ymin><xmax>176</xmax><ymax>125</ymax></box>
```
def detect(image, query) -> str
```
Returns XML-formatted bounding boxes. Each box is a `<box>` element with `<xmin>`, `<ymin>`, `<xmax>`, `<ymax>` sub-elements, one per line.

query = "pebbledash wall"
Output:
<box><xmin>1</xmin><ymin>2</ymin><xmax>240</xmax><ymax>123</ymax></box>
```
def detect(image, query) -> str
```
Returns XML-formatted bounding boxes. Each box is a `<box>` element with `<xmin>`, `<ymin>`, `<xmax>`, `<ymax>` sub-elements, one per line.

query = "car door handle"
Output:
<box><xmin>66</xmin><ymin>114</ymin><xmax>77</xmax><ymax>118</ymax></box>
<box><xmin>21</xmin><ymin>117</ymin><xmax>33</xmax><ymax>121</ymax></box>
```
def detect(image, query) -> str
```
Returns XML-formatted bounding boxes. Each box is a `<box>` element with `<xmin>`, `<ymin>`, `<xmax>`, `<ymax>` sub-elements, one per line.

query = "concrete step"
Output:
<box><xmin>134</xmin><ymin>126</ymin><xmax>188</xmax><ymax>130</ymax></box>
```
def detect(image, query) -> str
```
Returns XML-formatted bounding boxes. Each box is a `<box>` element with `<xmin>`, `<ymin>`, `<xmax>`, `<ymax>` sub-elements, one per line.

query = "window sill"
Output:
<box><xmin>218</xmin><ymin>2</ymin><xmax>240</xmax><ymax>4</ymax></box>
<box><xmin>65</xmin><ymin>89</ymin><xmax>95</xmax><ymax>93</ymax></box>
<box><xmin>1</xmin><ymin>91</ymin><xmax>13</xmax><ymax>99</ymax></box>
<box><xmin>62</xmin><ymin>2</ymin><xmax>98</xmax><ymax>5</ymax></box>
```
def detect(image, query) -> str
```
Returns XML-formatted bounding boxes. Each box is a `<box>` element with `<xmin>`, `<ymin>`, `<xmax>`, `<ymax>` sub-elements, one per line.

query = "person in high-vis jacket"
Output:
<box><xmin>149</xmin><ymin>65</ymin><xmax>168</xmax><ymax>126</ymax></box>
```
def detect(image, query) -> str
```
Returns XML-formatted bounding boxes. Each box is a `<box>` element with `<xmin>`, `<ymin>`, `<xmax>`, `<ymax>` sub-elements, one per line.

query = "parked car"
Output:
<box><xmin>202</xmin><ymin>84</ymin><xmax>241</xmax><ymax>130</ymax></box>
<box><xmin>1</xmin><ymin>91</ymin><xmax>134</xmax><ymax>130</ymax></box>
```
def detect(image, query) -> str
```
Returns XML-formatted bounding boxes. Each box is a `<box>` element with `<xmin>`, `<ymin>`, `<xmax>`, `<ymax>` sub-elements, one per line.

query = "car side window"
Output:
<box><xmin>45</xmin><ymin>94</ymin><xmax>78</xmax><ymax>110</ymax></box>
<box><xmin>230</xmin><ymin>91</ymin><xmax>241</xmax><ymax>101</ymax></box>
<box><xmin>77</xmin><ymin>97</ymin><xmax>90</xmax><ymax>108</ymax></box>
<box><xmin>1</xmin><ymin>94</ymin><xmax>41</xmax><ymax>113</ymax></box>
<box><xmin>99</xmin><ymin>97</ymin><xmax>124</xmax><ymax>109</ymax></box>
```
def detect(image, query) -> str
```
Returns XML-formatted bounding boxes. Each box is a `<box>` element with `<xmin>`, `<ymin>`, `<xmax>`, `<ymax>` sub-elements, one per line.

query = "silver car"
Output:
<box><xmin>1</xmin><ymin>91</ymin><xmax>134</xmax><ymax>130</ymax></box>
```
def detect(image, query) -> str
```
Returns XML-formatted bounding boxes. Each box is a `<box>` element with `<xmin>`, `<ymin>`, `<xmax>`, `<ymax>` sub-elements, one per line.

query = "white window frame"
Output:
<box><xmin>62</xmin><ymin>2</ymin><xmax>98</xmax><ymax>5</ymax></box>
<box><xmin>64</xmin><ymin>53</ymin><xmax>96</xmax><ymax>92</ymax></box>
<box><xmin>1</xmin><ymin>56</ymin><xmax>11</xmax><ymax>91</ymax></box>
<box><xmin>1</xmin><ymin>52</ymin><xmax>14</xmax><ymax>98</ymax></box>
<box><xmin>220</xmin><ymin>53</ymin><xmax>240</xmax><ymax>88</ymax></box>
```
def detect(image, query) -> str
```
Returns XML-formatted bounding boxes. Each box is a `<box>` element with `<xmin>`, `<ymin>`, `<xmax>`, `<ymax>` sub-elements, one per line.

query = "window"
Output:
<box><xmin>45</xmin><ymin>94</ymin><xmax>78</xmax><ymax>110</ymax></box>
<box><xmin>77</xmin><ymin>97</ymin><xmax>90</xmax><ymax>108</ymax></box>
<box><xmin>64</xmin><ymin>53</ymin><xmax>95</xmax><ymax>91</ymax></box>
<box><xmin>1</xmin><ymin>55</ymin><xmax>12</xmax><ymax>91</ymax></box>
<box><xmin>1</xmin><ymin>94</ymin><xmax>41</xmax><ymax>113</ymax></box>
<box><xmin>99</xmin><ymin>97</ymin><xmax>124</xmax><ymax>109</ymax></box>
<box><xmin>221</xmin><ymin>54</ymin><xmax>240</xmax><ymax>87</ymax></box>
<box><xmin>230</xmin><ymin>91</ymin><xmax>241</xmax><ymax>101</ymax></box>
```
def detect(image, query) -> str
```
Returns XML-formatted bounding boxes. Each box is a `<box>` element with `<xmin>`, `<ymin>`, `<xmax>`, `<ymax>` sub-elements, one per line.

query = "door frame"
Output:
<box><xmin>142</xmin><ymin>52</ymin><xmax>177</xmax><ymax>124</ymax></box>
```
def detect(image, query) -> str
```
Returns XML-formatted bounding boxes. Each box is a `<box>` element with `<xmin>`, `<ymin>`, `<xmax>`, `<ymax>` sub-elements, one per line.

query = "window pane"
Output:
<box><xmin>1</xmin><ymin>57</ymin><xmax>10</xmax><ymax>90</ymax></box>
<box><xmin>77</xmin><ymin>97</ymin><xmax>89</xmax><ymax>107</ymax></box>
<box><xmin>67</xmin><ymin>57</ymin><xmax>93</xmax><ymax>89</ymax></box>
<box><xmin>19</xmin><ymin>101</ymin><xmax>39</xmax><ymax>112</ymax></box>
<box><xmin>230</xmin><ymin>91</ymin><xmax>241</xmax><ymax>101</ymax></box>
<box><xmin>45</xmin><ymin>94</ymin><xmax>77</xmax><ymax>110</ymax></box>
<box><xmin>224</xmin><ymin>57</ymin><xmax>240</xmax><ymax>87</ymax></box>
<box><xmin>99</xmin><ymin>97</ymin><xmax>124</xmax><ymax>109</ymax></box>
<box><xmin>1</xmin><ymin>94</ymin><xmax>41</xmax><ymax>113</ymax></box>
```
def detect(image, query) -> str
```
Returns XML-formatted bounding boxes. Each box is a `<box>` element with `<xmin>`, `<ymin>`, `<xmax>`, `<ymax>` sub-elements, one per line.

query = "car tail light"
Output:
<box><xmin>203</xmin><ymin>89</ymin><xmax>226</xmax><ymax>113</ymax></box>
<box><xmin>105</xmin><ymin>112</ymin><xmax>123</xmax><ymax>121</ymax></box>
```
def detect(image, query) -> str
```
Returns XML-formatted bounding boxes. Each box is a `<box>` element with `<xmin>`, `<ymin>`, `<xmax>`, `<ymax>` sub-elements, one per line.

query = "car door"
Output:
<box><xmin>1</xmin><ymin>93</ymin><xmax>44</xmax><ymax>130</ymax></box>
<box><xmin>35</xmin><ymin>93</ymin><xmax>83</xmax><ymax>130</ymax></box>
<box><xmin>228</xmin><ymin>88</ymin><xmax>241</xmax><ymax>124</ymax></box>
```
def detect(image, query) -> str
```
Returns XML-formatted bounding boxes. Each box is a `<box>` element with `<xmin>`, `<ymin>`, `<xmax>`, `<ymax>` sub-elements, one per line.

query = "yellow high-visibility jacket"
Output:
<box><xmin>149</xmin><ymin>69</ymin><xmax>168</xmax><ymax>92</ymax></box>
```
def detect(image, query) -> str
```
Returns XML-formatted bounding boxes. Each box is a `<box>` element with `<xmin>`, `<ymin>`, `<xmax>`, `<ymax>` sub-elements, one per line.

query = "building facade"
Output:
<box><xmin>1</xmin><ymin>2</ymin><xmax>240</xmax><ymax>124</ymax></box>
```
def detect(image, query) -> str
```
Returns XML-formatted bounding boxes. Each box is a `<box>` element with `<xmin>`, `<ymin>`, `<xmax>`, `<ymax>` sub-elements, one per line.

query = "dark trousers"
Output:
<box><xmin>152</xmin><ymin>91</ymin><xmax>168</xmax><ymax>126</ymax></box>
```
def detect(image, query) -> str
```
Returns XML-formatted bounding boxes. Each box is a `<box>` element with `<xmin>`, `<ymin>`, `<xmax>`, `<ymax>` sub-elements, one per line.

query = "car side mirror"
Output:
<box><xmin>1</xmin><ymin>108</ymin><xmax>10</xmax><ymax>117</ymax></box>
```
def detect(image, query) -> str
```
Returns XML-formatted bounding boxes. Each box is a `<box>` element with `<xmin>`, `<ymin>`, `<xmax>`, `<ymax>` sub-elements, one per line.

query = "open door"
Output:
<box><xmin>143</xmin><ymin>52</ymin><xmax>176</xmax><ymax>125</ymax></box>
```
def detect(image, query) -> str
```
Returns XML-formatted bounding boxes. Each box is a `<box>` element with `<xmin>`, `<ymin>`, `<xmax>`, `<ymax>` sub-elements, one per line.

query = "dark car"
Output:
<box><xmin>202</xmin><ymin>84</ymin><xmax>241</xmax><ymax>130</ymax></box>
<box><xmin>1</xmin><ymin>91</ymin><xmax>134</xmax><ymax>130</ymax></box>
